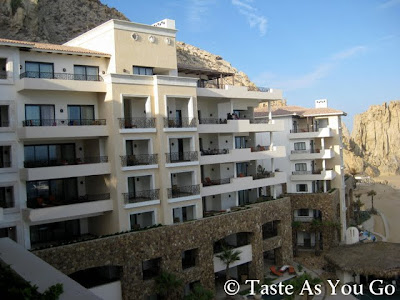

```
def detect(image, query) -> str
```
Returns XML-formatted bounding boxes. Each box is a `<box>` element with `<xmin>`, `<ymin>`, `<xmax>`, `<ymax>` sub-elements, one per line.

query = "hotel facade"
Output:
<box><xmin>0</xmin><ymin>19</ymin><xmax>349</xmax><ymax>298</ymax></box>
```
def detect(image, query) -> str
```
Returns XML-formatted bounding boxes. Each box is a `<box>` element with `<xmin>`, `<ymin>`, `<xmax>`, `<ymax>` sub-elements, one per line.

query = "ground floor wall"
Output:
<box><xmin>289</xmin><ymin>189</ymin><xmax>341</xmax><ymax>253</ymax></box>
<box><xmin>33</xmin><ymin>197</ymin><xmax>293</xmax><ymax>299</ymax></box>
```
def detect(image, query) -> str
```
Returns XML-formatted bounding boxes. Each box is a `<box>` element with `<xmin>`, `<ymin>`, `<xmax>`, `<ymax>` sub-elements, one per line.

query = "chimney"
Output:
<box><xmin>152</xmin><ymin>19</ymin><xmax>176</xmax><ymax>29</ymax></box>
<box><xmin>315</xmin><ymin>99</ymin><xmax>328</xmax><ymax>108</ymax></box>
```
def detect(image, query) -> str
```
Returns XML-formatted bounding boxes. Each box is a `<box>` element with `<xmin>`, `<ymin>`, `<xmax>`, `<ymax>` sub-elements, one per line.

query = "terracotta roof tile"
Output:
<box><xmin>0</xmin><ymin>38</ymin><xmax>110</xmax><ymax>57</ymax></box>
<box><xmin>254</xmin><ymin>105</ymin><xmax>345</xmax><ymax>117</ymax></box>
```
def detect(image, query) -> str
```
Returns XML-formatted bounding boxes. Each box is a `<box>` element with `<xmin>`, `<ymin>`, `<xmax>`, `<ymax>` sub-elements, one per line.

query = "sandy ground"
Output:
<box><xmin>356</xmin><ymin>176</ymin><xmax>400</xmax><ymax>243</ymax></box>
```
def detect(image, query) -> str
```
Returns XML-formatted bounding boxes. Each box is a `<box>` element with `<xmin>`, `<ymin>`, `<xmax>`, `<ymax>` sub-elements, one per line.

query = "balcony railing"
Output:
<box><xmin>292</xmin><ymin>171</ymin><xmax>312</xmax><ymax>175</ymax></box>
<box><xmin>165</xmin><ymin>151</ymin><xmax>198</xmax><ymax>163</ymax></box>
<box><xmin>0</xmin><ymin>161</ymin><xmax>11</xmax><ymax>168</ymax></box>
<box><xmin>0</xmin><ymin>71</ymin><xmax>7</xmax><ymax>79</ymax></box>
<box><xmin>197</xmin><ymin>80</ymin><xmax>271</xmax><ymax>92</ymax></box>
<box><xmin>118</xmin><ymin>117</ymin><xmax>156</xmax><ymax>129</ymax></box>
<box><xmin>167</xmin><ymin>184</ymin><xmax>200</xmax><ymax>199</ymax></box>
<box><xmin>252</xmin><ymin>172</ymin><xmax>275</xmax><ymax>180</ymax></box>
<box><xmin>22</xmin><ymin>119</ymin><xmax>106</xmax><ymax>127</ymax></box>
<box><xmin>251</xmin><ymin>145</ymin><xmax>270</xmax><ymax>152</ymax></box>
<box><xmin>20</xmin><ymin>72</ymin><xmax>103</xmax><ymax>81</ymax></box>
<box><xmin>200</xmin><ymin>149</ymin><xmax>229</xmax><ymax>156</ymax></box>
<box><xmin>202</xmin><ymin>177</ymin><xmax>231</xmax><ymax>186</ymax></box>
<box><xmin>290</xmin><ymin>126</ymin><xmax>319</xmax><ymax>133</ymax></box>
<box><xmin>123</xmin><ymin>189</ymin><xmax>160</xmax><ymax>204</ymax></box>
<box><xmin>199</xmin><ymin>118</ymin><xmax>227</xmax><ymax>124</ymax></box>
<box><xmin>27</xmin><ymin>193</ymin><xmax>110</xmax><ymax>209</ymax></box>
<box><xmin>164</xmin><ymin>117</ymin><xmax>197</xmax><ymax>128</ymax></box>
<box><xmin>24</xmin><ymin>156</ymin><xmax>108</xmax><ymax>168</ymax></box>
<box><xmin>120</xmin><ymin>154</ymin><xmax>158</xmax><ymax>167</ymax></box>
<box><xmin>0</xmin><ymin>121</ymin><xmax>10</xmax><ymax>127</ymax></box>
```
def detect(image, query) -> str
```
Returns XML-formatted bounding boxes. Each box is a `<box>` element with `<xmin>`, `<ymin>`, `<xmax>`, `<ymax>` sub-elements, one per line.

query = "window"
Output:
<box><xmin>0</xmin><ymin>226</ymin><xmax>16</xmax><ymax>242</ymax></box>
<box><xmin>30</xmin><ymin>220</ymin><xmax>80</xmax><ymax>246</ymax></box>
<box><xmin>142</xmin><ymin>258</ymin><xmax>161</xmax><ymax>280</ymax></box>
<box><xmin>26</xmin><ymin>178</ymin><xmax>78</xmax><ymax>208</ymax></box>
<box><xmin>0</xmin><ymin>106</ymin><xmax>9</xmax><ymax>127</ymax></box>
<box><xmin>74</xmin><ymin>65</ymin><xmax>99</xmax><ymax>81</ymax></box>
<box><xmin>0</xmin><ymin>186</ymin><xmax>14</xmax><ymax>209</ymax></box>
<box><xmin>25</xmin><ymin>105</ymin><xmax>55</xmax><ymax>126</ymax></box>
<box><xmin>294</xmin><ymin>142</ymin><xmax>306</xmax><ymax>151</ymax></box>
<box><xmin>173</xmin><ymin>206</ymin><xmax>195</xmax><ymax>223</ymax></box>
<box><xmin>25</xmin><ymin>61</ymin><xmax>54</xmax><ymax>78</ymax></box>
<box><xmin>182</xmin><ymin>249</ymin><xmax>197</xmax><ymax>269</ymax></box>
<box><xmin>133</xmin><ymin>66</ymin><xmax>153</xmax><ymax>75</ymax></box>
<box><xmin>298</xmin><ymin>209</ymin><xmax>309</xmax><ymax>216</ymax></box>
<box><xmin>235</xmin><ymin>136</ymin><xmax>246</xmax><ymax>149</ymax></box>
<box><xmin>0</xmin><ymin>58</ymin><xmax>6</xmax><ymax>79</ymax></box>
<box><xmin>67</xmin><ymin>105</ymin><xmax>94</xmax><ymax>125</ymax></box>
<box><xmin>0</xmin><ymin>146</ymin><xmax>11</xmax><ymax>168</ymax></box>
<box><xmin>296</xmin><ymin>184</ymin><xmax>308</xmax><ymax>192</ymax></box>
<box><xmin>24</xmin><ymin>144</ymin><xmax>75</xmax><ymax>167</ymax></box>
<box><xmin>295</xmin><ymin>163</ymin><xmax>307</xmax><ymax>172</ymax></box>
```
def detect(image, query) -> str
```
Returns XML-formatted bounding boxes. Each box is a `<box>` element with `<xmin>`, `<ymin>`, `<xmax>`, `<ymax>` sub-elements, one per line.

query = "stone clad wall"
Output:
<box><xmin>34</xmin><ymin>197</ymin><xmax>293</xmax><ymax>299</ymax></box>
<box><xmin>289</xmin><ymin>189</ymin><xmax>341</xmax><ymax>250</ymax></box>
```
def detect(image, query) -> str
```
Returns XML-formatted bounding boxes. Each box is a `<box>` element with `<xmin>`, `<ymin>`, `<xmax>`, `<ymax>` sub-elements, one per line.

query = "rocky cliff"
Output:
<box><xmin>344</xmin><ymin>101</ymin><xmax>400</xmax><ymax>176</ymax></box>
<box><xmin>0</xmin><ymin>0</ymin><xmax>284</xmax><ymax>103</ymax></box>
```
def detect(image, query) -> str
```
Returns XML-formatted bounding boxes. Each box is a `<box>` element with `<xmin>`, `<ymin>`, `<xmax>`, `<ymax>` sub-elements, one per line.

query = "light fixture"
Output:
<box><xmin>62</xmin><ymin>68</ymin><xmax>66</xmax><ymax>72</ymax></box>
<box><xmin>148</xmin><ymin>35</ymin><xmax>155</xmax><ymax>43</ymax></box>
<box><xmin>132</xmin><ymin>33</ymin><xmax>139</xmax><ymax>40</ymax></box>
<box><xmin>165</xmin><ymin>37</ymin><xmax>171</xmax><ymax>45</ymax></box>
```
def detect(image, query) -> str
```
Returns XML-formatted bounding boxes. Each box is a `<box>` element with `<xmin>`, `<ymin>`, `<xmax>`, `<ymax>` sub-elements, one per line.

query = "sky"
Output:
<box><xmin>101</xmin><ymin>0</ymin><xmax>400</xmax><ymax>131</ymax></box>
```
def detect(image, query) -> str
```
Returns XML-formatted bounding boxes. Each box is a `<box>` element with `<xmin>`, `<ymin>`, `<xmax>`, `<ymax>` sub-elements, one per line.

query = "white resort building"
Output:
<box><xmin>0</xmin><ymin>18</ymin><xmax>349</xmax><ymax>298</ymax></box>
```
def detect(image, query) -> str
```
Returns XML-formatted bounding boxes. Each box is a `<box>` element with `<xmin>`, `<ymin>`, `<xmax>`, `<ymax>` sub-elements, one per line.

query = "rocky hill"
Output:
<box><xmin>0</xmin><ymin>0</ymin><xmax>284</xmax><ymax>103</ymax></box>
<box><xmin>344</xmin><ymin>101</ymin><xmax>400</xmax><ymax>176</ymax></box>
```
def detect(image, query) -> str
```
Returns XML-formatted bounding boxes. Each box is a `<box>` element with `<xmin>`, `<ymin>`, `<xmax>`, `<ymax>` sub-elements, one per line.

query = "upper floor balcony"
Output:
<box><xmin>123</xmin><ymin>189</ymin><xmax>160</xmax><ymax>208</ymax></box>
<box><xmin>22</xmin><ymin>176</ymin><xmax>112</xmax><ymax>224</ymax></box>
<box><xmin>17</xmin><ymin>72</ymin><xmax>106</xmax><ymax>92</ymax></box>
<box><xmin>198</xmin><ymin>118</ymin><xmax>283</xmax><ymax>133</ymax></box>
<box><xmin>21</xmin><ymin>156</ymin><xmax>110</xmax><ymax>181</ymax></box>
<box><xmin>289</xmin><ymin>148</ymin><xmax>335</xmax><ymax>160</ymax></box>
<box><xmin>288</xmin><ymin>126</ymin><xmax>333</xmax><ymax>139</ymax></box>
<box><xmin>200</xmin><ymin>145</ymin><xmax>286</xmax><ymax>165</ymax></box>
<box><xmin>201</xmin><ymin>171</ymin><xmax>286</xmax><ymax>197</ymax></box>
<box><xmin>290</xmin><ymin>169</ymin><xmax>336</xmax><ymax>181</ymax></box>
<box><xmin>163</xmin><ymin>117</ymin><xmax>197</xmax><ymax>132</ymax></box>
<box><xmin>118</xmin><ymin>117</ymin><xmax>156</xmax><ymax>133</ymax></box>
<box><xmin>17</xmin><ymin>118</ymin><xmax>108</xmax><ymax>140</ymax></box>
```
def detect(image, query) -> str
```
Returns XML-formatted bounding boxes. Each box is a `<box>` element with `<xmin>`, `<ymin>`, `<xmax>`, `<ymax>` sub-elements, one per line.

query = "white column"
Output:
<box><xmin>271</xmin><ymin>158</ymin><xmax>275</xmax><ymax>172</ymax></box>
<box><xmin>271</xmin><ymin>185</ymin><xmax>276</xmax><ymax>199</ymax></box>
<box><xmin>268</xmin><ymin>101</ymin><xmax>272</xmax><ymax>121</ymax></box>
<box><xmin>321</xmin><ymin>138</ymin><xmax>325</xmax><ymax>150</ymax></box>
<box><xmin>323</xmin><ymin>180</ymin><xmax>327</xmax><ymax>193</ymax></box>
<box><xmin>322</xmin><ymin>159</ymin><xmax>326</xmax><ymax>171</ymax></box>
<box><xmin>269</xmin><ymin>132</ymin><xmax>274</xmax><ymax>148</ymax></box>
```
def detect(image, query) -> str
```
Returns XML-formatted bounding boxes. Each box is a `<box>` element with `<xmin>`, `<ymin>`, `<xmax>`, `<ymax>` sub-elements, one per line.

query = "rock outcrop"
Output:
<box><xmin>344</xmin><ymin>101</ymin><xmax>400</xmax><ymax>176</ymax></box>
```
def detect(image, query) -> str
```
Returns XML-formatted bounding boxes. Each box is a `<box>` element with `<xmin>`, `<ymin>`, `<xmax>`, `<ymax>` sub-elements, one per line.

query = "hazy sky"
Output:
<box><xmin>101</xmin><ymin>0</ymin><xmax>399</xmax><ymax>130</ymax></box>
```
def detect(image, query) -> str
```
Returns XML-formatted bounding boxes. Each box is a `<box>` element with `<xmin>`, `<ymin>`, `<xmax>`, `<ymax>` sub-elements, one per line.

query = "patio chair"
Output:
<box><xmin>270</xmin><ymin>266</ymin><xmax>283</xmax><ymax>277</ymax></box>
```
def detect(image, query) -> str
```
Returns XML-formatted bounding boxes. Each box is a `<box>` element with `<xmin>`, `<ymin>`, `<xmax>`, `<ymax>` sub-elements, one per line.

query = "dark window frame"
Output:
<box><xmin>25</xmin><ymin>104</ymin><xmax>55</xmax><ymax>125</ymax></box>
<box><xmin>73</xmin><ymin>65</ymin><xmax>99</xmax><ymax>81</ymax></box>
<box><xmin>25</xmin><ymin>61</ymin><xmax>54</xmax><ymax>78</ymax></box>
<box><xmin>133</xmin><ymin>66</ymin><xmax>154</xmax><ymax>76</ymax></box>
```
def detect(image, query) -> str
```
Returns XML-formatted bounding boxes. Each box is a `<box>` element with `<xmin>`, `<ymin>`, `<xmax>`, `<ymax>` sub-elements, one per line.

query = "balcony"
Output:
<box><xmin>198</xmin><ymin>119</ymin><xmax>284</xmax><ymax>133</ymax></box>
<box><xmin>165</xmin><ymin>151</ymin><xmax>198</xmax><ymax>167</ymax></box>
<box><xmin>0</xmin><ymin>71</ymin><xmax>7</xmax><ymax>80</ymax></box>
<box><xmin>21</xmin><ymin>157</ymin><xmax>110</xmax><ymax>181</ymax></box>
<box><xmin>118</xmin><ymin>117</ymin><xmax>156</xmax><ymax>133</ymax></box>
<box><xmin>120</xmin><ymin>154</ymin><xmax>158</xmax><ymax>170</ymax></box>
<box><xmin>200</xmin><ymin>146</ymin><xmax>285</xmax><ymax>165</ymax></box>
<box><xmin>196</xmin><ymin>83</ymin><xmax>283</xmax><ymax>100</ymax></box>
<box><xmin>201</xmin><ymin>172</ymin><xmax>286</xmax><ymax>197</ymax></box>
<box><xmin>167</xmin><ymin>184</ymin><xmax>200</xmax><ymax>200</ymax></box>
<box><xmin>17</xmin><ymin>72</ymin><xmax>106</xmax><ymax>92</ymax></box>
<box><xmin>290</xmin><ymin>148</ymin><xmax>335</xmax><ymax>160</ymax></box>
<box><xmin>18</xmin><ymin>119</ymin><xmax>108</xmax><ymax>140</ymax></box>
<box><xmin>22</xmin><ymin>193</ymin><xmax>112</xmax><ymax>224</ymax></box>
<box><xmin>213</xmin><ymin>244</ymin><xmax>253</xmax><ymax>273</ymax></box>
<box><xmin>291</xmin><ymin>169</ymin><xmax>336</xmax><ymax>181</ymax></box>
<box><xmin>163</xmin><ymin>117</ymin><xmax>197</xmax><ymax>132</ymax></box>
<box><xmin>288</xmin><ymin>127</ymin><xmax>333</xmax><ymax>139</ymax></box>
<box><xmin>123</xmin><ymin>189</ymin><xmax>160</xmax><ymax>208</ymax></box>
